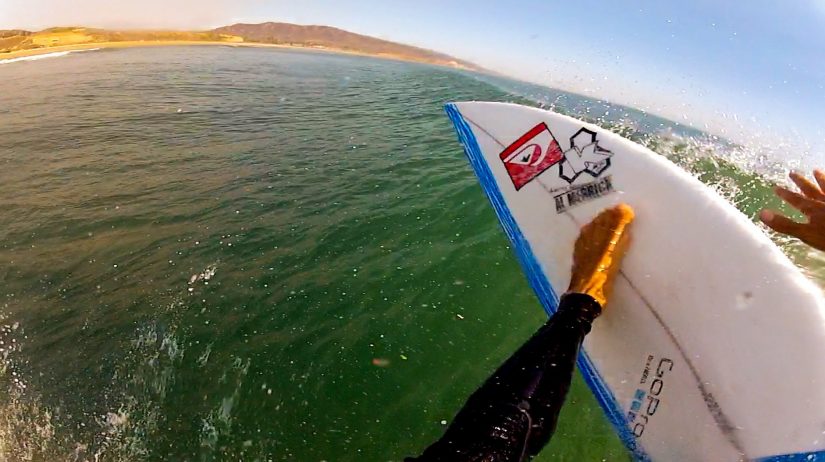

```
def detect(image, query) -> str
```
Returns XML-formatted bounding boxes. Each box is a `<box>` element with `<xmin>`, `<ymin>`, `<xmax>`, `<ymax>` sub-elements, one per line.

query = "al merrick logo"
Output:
<box><xmin>499</xmin><ymin>122</ymin><xmax>613</xmax><ymax>190</ymax></box>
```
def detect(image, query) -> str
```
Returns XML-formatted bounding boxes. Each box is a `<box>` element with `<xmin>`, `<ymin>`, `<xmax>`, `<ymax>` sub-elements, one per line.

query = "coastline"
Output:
<box><xmin>0</xmin><ymin>40</ymin><xmax>475</xmax><ymax>70</ymax></box>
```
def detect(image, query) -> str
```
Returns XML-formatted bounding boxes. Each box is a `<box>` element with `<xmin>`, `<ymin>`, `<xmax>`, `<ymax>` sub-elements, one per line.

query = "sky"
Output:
<box><xmin>2</xmin><ymin>0</ymin><xmax>824</xmax><ymax>154</ymax></box>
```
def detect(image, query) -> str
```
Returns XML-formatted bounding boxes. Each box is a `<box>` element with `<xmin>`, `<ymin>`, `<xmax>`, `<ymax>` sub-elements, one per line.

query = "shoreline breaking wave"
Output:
<box><xmin>0</xmin><ymin>48</ymin><xmax>102</xmax><ymax>65</ymax></box>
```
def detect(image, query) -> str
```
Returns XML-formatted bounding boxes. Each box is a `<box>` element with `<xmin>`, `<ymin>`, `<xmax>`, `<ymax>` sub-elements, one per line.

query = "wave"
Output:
<box><xmin>0</xmin><ymin>48</ymin><xmax>102</xmax><ymax>65</ymax></box>
<box><xmin>471</xmin><ymin>73</ymin><xmax>802</xmax><ymax>180</ymax></box>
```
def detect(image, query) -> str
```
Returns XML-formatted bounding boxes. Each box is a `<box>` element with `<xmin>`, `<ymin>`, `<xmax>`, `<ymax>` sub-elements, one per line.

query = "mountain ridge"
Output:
<box><xmin>212</xmin><ymin>22</ymin><xmax>476</xmax><ymax>69</ymax></box>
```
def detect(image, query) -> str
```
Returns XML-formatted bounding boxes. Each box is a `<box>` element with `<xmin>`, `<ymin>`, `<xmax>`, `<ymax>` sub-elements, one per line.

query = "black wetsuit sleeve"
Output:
<box><xmin>406</xmin><ymin>293</ymin><xmax>601</xmax><ymax>462</ymax></box>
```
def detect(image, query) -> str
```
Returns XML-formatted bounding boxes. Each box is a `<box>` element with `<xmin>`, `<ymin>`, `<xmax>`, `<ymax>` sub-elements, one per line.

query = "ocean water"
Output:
<box><xmin>0</xmin><ymin>46</ymin><xmax>820</xmax><ymax>462</ymax></box>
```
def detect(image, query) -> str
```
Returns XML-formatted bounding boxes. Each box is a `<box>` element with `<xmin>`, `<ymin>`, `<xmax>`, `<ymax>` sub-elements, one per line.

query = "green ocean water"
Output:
<box><xmin>0</xmin><ymin>46</ymin><xmax>820</xmax><ymax>462</ymax></box>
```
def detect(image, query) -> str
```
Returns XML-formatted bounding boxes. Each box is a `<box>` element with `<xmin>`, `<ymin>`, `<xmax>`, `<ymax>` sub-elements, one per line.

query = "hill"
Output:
<box><xmin>0</xmin><ymin>23</ymin><xmax>479</xmax><ymax>70</ymax></box>
<box><xmin>0</xmin><ymin>28</ymin><xmax>241</xmax><ymax>54</ymax></box>
<box><xmin>213</xmin><ymin>22</ymin><xmax>477</xmax><ymax>69</ymax></box>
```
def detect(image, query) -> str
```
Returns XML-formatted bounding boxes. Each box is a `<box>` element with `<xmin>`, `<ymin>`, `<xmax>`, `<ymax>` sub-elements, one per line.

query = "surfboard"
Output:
<box><xmin>445</xmin><ymin>102</ymin><xmax>825</xmax><ymax>462</ymax></box>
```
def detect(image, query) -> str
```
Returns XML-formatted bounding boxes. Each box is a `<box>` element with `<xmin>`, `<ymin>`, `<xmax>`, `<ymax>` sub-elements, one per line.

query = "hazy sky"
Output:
<box><xmin>2</xmin><ymin>0</ymin><xmax>824</xmax><ymax>152</ymax></box>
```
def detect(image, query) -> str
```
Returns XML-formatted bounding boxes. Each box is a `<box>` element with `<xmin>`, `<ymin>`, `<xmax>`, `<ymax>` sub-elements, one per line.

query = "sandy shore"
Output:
<box><xmin>0</xmin><ymin>40</ymin><xmax>473</xmax><ymax>70</ymax></box>
<box><xmin>0</xmin><ymin>41</ymin><xmax>304</xmax><ymax>59</ymax></box>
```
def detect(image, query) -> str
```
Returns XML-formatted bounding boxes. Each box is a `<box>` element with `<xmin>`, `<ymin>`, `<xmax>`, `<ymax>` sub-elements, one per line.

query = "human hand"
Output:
<box><xmin>568</xmin><ymin>203</ymin><xmax>634</xmax><ymax>308</ymax></box>
<box><xmin>760</xmin><ymin>170</ymin><xmax>825</xmax><ymax>252</ymax></box>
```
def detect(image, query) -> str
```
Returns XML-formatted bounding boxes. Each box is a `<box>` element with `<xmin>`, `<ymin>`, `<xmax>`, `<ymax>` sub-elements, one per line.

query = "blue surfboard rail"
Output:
<box><xmin>757</xmin><ymin>451</ymin><xmax>825</xmax><ymax>461</ymax></box>
<box><xmin>444</xmin><ymin>102</ymin><xmax>825</xmax><ymax>462</ymax></box>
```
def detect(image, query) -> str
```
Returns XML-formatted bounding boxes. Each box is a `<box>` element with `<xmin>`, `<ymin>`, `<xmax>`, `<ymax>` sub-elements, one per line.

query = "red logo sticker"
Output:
<box><xmin>499</xmin><ymin>123</ymin><xmax>564</xmax><ymax>190</ymax></box>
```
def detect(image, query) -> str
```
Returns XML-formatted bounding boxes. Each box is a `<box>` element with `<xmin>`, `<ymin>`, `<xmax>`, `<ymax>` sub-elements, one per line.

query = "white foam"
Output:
<box><xmin>0</xmin><ymin>48</ymin><xmax>101</xmax><ymax>65</ymax></box>
<box><xmin>188</xmin><ymin>264</ymin><xmax>217</xmax><ymax>286</ymax></box>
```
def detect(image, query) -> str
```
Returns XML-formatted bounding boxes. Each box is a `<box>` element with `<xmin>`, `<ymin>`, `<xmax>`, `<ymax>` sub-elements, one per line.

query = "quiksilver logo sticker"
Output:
<box><xmin>499</xmin><ymin>122</ymin><xmax>564</xmax><ymax>190</ymax></box>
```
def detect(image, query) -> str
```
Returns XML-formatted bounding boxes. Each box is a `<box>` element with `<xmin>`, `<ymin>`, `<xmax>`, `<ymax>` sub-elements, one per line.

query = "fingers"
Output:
<box><xmin>774</xmin><ymin>186</ymin><xmax>822</xmax><ymax>215</ymax></box>
<box><xmin>594</xmin><ymin>204</ymin><xmax>635</xmax><ymax>227</ymax></box>
<box><xmin>760</xmin><ymin>209</ymin><xmax>807</xmax><ymax>237</ymax></box>
<box><xmin>572</xmin><ymin>205</ymin><xmax>634</xmax><ymax>268</ymax></box>
<box><xmin>789</xmin><ymin>171</ymin><xmax>825</xmax><ymax>201</ymax></box>
<box><xmin>814</xmin><ymin>170</ymin><xmax>825</xmax><ymax>193</ymax></box>
<box><xmin>569</xmin><ymin>204</ymin><xmax>635</xmax><ymax>307</ymax></box>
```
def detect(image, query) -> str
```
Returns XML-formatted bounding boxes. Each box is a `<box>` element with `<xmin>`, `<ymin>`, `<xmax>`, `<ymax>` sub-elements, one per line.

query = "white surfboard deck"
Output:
<box><xmin>445</xmin><ymin>102</ymin><xmax>825</xmax><ymax>462</ymax></box>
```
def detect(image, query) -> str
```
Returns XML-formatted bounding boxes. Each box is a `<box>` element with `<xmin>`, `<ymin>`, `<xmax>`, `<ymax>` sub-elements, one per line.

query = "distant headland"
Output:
<box><xmin>0</xmin><ymin>23</ymin><xmax>480</xmax><ymax>70</ymax></box>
